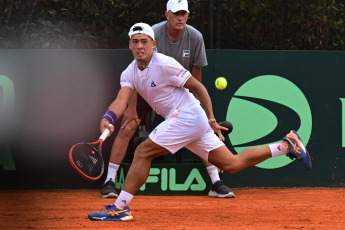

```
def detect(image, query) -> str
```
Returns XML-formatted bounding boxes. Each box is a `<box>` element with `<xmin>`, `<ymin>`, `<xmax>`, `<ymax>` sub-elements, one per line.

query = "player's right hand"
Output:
<box><xmin>100</xmin><ymin>118</ymin><xmax>115</xmax><ymax>136</ymax></box>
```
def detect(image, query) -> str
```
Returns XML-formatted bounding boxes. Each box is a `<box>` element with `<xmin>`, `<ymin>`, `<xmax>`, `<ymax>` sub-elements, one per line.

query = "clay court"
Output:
<box><xmin>1</xmin><ymin>188</ymin><xmax>345</xmax><ymax>229</ymax></box>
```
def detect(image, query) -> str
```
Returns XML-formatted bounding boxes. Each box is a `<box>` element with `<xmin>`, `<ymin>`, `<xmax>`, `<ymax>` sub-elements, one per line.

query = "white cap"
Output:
<box><xmin>128</xmin><ymin>22</ymin><xmax>155</xmax><ymax>40</ymax></box>
<box><xmin>167</xmin><ymin>0</ymin><xmax>189</xmax><ymax>13</ymax></box>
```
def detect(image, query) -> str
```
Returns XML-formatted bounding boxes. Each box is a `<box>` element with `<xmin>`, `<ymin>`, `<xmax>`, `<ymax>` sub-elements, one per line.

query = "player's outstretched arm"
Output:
<box><xmin>100</xmin><ymin>86</ymin><xmax>134</xmax><ymax>134</ymax></box>
<box><xmin>184</xmin><ymin>76</ymin><xmax>214</xmax><ymax>119</ymax></box>
<box><xmin>121</xmin><ymin>90</ymin><xmax>140</xmax><ymax>129</ymax></box>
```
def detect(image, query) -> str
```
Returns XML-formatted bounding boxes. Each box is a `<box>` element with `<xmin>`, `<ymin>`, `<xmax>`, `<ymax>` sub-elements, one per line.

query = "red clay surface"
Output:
<box><xmin>1</xmin><ymin>188</ymin><xmax>345</xmax><ymax>229</ymax></box>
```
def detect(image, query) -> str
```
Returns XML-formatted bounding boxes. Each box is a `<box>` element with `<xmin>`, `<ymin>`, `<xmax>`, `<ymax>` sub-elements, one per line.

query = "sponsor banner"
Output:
<box><xmin>205</xmin><ymin>50</ymin><xmax>345</xmax><ymax>187</ymax></box>
<box><xmin>115</xmin><ymin>163</ymin><xmax>210</xmax><ymax>195</ymax></box>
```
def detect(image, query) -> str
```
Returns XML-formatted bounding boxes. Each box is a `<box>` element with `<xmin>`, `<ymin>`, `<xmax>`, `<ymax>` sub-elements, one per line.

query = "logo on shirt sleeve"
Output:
<box><xmin>176</xmin><ymin>69</ymin><xmax>184</xmax><ymax>78</ymax></box>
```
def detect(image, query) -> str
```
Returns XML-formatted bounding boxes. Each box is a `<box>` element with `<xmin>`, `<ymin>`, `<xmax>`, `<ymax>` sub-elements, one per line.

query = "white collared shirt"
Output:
<box><xmin>120</xmin><ymin>52</ymin><xmax>199</xmax><ymax>118</ymax></box>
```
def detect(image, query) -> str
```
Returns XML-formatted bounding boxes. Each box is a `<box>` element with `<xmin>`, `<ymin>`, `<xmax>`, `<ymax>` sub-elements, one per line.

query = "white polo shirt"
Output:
<box><xmin>120</xmin><ymin>52</ymin><xmax>199</xmax><ymax>118</ymax></box>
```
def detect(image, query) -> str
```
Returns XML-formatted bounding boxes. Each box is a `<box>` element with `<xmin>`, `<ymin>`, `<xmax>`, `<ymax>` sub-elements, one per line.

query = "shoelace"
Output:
<box><xmin>290</xmin><ymin>142</ymin><xmax>301</xmax><ymax>154</ymax></box>
<box><xmin>108</xmin><ymin>210</ymin><xmax>124</xmax><ymax>216</ymax></box>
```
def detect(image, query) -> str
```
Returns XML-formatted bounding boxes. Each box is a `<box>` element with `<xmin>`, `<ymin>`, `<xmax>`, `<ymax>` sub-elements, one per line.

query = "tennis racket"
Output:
<box><xmin>69</xmin><ymin>126</ymin><xmax>112</xmax><ymax>181</ymax></box>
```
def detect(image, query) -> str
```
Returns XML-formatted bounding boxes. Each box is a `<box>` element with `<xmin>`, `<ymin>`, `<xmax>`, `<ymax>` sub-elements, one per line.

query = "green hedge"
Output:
<box><xmin>0</xmin><ymin>0</ymin><xmax>344</xmax><ymax>49</ymax></box>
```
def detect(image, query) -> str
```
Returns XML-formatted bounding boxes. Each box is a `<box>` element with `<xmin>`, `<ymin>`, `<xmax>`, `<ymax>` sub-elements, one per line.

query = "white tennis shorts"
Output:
<box><xmin>149</xmin><ymin>105</ymin><xmax>224</xmax><ymax>161</ymax></box>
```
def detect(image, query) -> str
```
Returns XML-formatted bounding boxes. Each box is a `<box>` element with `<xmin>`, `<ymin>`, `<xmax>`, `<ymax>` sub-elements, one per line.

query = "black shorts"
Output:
<box><xmin>136</xmin><ymin>94</ymin><xmax>152</xmax><ymax>126</ymax></box>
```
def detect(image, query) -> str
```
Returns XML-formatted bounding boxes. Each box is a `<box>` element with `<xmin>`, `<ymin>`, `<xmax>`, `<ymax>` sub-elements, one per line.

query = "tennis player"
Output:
<box><xmin>101</xmin><ymin>0</ymin><xmax>234</xmax><ymax>199</ymax></box>
<box><xmin>88</xmin><ymin>22</ymin><xmax>312</xmax><ymax>221</ymax></box>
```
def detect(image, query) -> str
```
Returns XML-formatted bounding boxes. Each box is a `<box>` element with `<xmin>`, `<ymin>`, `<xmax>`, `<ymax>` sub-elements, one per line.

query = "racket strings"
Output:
<box><xmin>71</xmin><ymin>144</ymin><xmax>103</xmax><ymax>177</ymax></box>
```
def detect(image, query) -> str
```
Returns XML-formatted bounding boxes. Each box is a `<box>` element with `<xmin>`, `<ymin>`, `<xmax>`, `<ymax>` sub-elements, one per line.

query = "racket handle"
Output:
<box><xmin>99</xmin><ymin>124</ymin><xmax>113</xmax><ymax>141</ymax></box>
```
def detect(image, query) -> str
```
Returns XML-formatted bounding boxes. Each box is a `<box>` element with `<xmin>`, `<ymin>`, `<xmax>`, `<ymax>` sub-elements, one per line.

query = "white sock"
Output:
<box><xmin>269</xmin><ymin>143</ymin><xmax>289</xmax><ymax>157</ymax></box>
<box><xmin>206</xmin><ymin>165</ymin><xmax>220</xmax><ymax>184</ymax></box>
<box><xmin>105</xmin><ymin>163</ymin><xmax>119</xmax><ymax>183</ymax></box>
<box><xmin>115</xmin><ymin>190</ymin><xmax>133</xmax><ymax>210</ymax></box>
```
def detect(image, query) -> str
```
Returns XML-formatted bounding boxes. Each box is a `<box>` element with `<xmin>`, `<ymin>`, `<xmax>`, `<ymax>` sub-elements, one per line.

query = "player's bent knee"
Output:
<box><xmin>132</xmin><ymin>145</ymin><xmax>153</xmax><ymax>162</ymax></box>
<box><xmin>133</xmin><ymin>138</ymin><xmax>168</xmax><ymax>161</ymax></box>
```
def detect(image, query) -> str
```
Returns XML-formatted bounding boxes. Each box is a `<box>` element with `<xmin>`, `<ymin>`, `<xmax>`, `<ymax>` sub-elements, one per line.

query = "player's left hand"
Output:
<box><xmin>121</xmin><ymin>107</ymin><xmax>140</xmax><ymax>129</ymax></box>
<box><xmin>208</xmin><ymin>119</ymin><xmax>228</xmax><ymax>141</ymax></box>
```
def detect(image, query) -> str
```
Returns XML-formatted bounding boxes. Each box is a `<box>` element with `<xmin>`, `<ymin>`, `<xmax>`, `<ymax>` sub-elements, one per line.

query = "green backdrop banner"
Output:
<box><xmin>0</xmin><ymin>50</ymin><xmax>344</xmax><ymax>191</ymax></box>
<box><xmin>205</xmin><ymin>50</ymin><xmax>345</xmax><ymax>188</ymax></box>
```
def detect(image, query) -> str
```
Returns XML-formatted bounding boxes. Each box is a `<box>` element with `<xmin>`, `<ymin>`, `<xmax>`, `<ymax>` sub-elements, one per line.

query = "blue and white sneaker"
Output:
<box><xmin>88</xmin><ymin>204</ymin><xmax>133</xmax><ymax>221</ymax></box>
<box><xmin>283</xmin><ymin>130</ymin><xmax>312</xmax><ymax>170</ymax></box>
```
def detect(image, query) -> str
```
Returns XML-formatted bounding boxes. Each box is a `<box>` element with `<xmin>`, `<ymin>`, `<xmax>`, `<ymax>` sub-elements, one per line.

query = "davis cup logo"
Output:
<box><xmin>227</xmin><ymin>75</ymin><xmax>312</xmax><ymax>169</ymax></box>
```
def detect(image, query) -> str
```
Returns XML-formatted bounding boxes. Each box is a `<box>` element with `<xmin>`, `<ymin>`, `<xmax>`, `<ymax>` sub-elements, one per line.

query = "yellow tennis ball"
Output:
<box><xmin>215</xmin><ymin>77</ymin><xmax>227</xmax><ymax>90</ymax></box>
